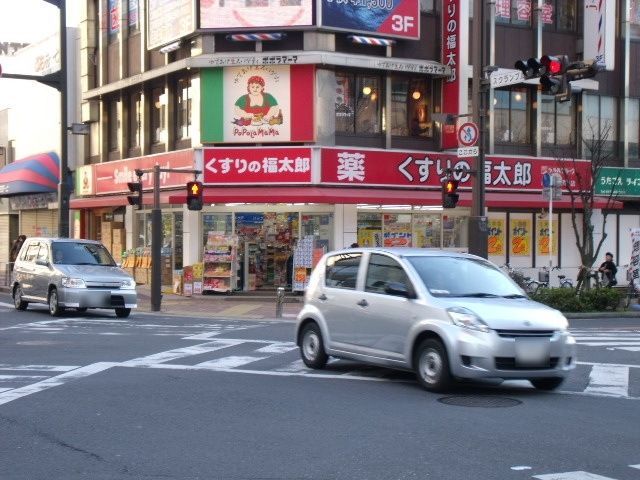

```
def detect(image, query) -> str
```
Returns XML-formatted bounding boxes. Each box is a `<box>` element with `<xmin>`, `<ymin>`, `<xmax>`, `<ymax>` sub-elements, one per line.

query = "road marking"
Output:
<box><xmin>121</xmin><ymin>339</ymin><xmax>244</xmax><ymax>367</ymax></box>
<box><xmin>0</xmin><ymin>375</ymin><xmax>48</xmax><ymax>381</ymax></box>
<box><xmin>196</xmin><ymin>356</ymin><xmax>269</xmax><ymax>368</ymax></box>
<box><xmin>0</xmin><ymin>302</ymin><xmax>13</xmax><ymax>308</ymax></box>
<box><xmin>0</xmin><ymin>363</ymin><xmax>116</xmax><ymax>406</ymax></box>
<box><xmin>254</xmin><ymin>342</ymin><xmax>298</xmax><ymax>354</ymax></box>
<box><xmin>578</xmin><ymin>342</ymin><xmax>640</xmax><ymax>347</ymax></box>
<box><xmin>630</xmin><ymin>465</ymin><xmax>640</xmax><ymax>469</ymax></box>
<box><xmin>274</xmin><ymin>359</ymin><xmax>307</xmax><ymax>373</ymax></box>
<box><xmin>584</xmin><ymin>364</ymin><xmax>629</xmax><ymax>397</ymax></box>
<box><xmin>0</xmin><ymin>365</ymin><xmax>80</xmax><ymax>372</ymax></box>
<box><xmin>533</xmin><ymin>473</ymin><xmax>617</xmax><ymax>480</ymax></box>
<box><xmin>511</xmin><ymin>466</ymin><xmax>532</xmax><ymax>471</ymax></box>
<box><xmin>577</xmin><ymin>361</ymin><xmax>640</xmax><ymax>369</ymax></box>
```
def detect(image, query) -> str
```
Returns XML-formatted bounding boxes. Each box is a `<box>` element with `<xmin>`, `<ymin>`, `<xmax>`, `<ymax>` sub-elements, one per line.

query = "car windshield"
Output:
<box><xmin>51</xmin><ymin>242</ymin><xmax>116</xmax><ymax>266</ymax></box>
<box><xmin>406</xmin><ymin>255</ymin><xmax>524</xmax><ymax>297</ymax></box>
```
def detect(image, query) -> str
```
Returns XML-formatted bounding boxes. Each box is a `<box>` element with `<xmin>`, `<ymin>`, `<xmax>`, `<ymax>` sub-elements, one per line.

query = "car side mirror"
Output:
<box><xmin>35</xmin><ymin>259</ymin><xmax>49</xmax><ymax>267</ymax></box>
<box><xmin>385</xmin><ymin>281</ymin><xmax>415</xmax><ymax>299</ymax></box>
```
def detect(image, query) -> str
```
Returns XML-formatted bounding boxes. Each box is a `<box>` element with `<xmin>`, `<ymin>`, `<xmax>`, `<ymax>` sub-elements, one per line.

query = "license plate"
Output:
<box><xmin>515</xmin><ymin>338</ymin><xmax>550</xmax><ymax>367</ymax></box>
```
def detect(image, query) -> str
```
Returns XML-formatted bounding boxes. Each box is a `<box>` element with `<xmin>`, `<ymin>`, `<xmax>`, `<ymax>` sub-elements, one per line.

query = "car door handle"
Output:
<box><xmin>318</xmin><ymin>294</ymin><xmax>327</xmax><ymax>301</ymax></box>
<box><xmin>357</xmin><ymin>299</ymin><xmax>369</xmax><ymax>307</ymax></box>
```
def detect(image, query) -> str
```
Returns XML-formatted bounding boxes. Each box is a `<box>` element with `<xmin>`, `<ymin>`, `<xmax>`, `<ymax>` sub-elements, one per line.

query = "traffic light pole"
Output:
<box><xmin>136</xmin><ymin>166</ymin><xmax>201</xmax><ymax>311</ymax></box>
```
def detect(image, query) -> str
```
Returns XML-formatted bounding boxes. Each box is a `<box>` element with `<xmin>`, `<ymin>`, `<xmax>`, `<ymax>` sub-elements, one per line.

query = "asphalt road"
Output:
<box><xmin>0</xmin><ymin>294</ymin><xmax>638</xmax><ymax>480</ymax></box>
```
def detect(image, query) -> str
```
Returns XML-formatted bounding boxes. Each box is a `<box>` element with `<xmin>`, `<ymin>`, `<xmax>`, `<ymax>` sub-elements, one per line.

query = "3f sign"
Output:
<box><xmin>391</xmin><ymin>15</ymin><xmax>414</xmax><ymax>32</ymax></box>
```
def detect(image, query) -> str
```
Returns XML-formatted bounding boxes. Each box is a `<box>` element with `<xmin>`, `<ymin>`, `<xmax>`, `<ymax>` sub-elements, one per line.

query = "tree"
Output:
<box><xmin>554</xmin><ymin>120</ymin><xmax>620</xmax><ymax>291</ymax></box>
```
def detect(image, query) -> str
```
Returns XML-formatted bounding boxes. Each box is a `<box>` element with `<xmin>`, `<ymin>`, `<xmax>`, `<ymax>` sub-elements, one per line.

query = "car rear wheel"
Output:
<box><xmin>13</xmin><ymin>285</ymin><xmax>28</xmax><ymax>311</ymax></box>
<box><xmin>300</xmin><ymin>322</ymin><xmax>328</xmax><ymax>369</ymax></box>
<box><xmin>48</xmin><ymin>289</ymin><xmax>64</xmax><ymax>317</ymax></box>
<box><xmin>115</xmin><ymin>308</ymin><xmax>131</xmax><ymax>318</ymax></box>
<box><xmin>414</xmin><ymin>338</ymin><xmax>452</xmax><ymax>392</ymax></box>
<box><xmin>530</xmin><ymin>377</ymin><xmax>564</xmax><ymax>390</ymax></box>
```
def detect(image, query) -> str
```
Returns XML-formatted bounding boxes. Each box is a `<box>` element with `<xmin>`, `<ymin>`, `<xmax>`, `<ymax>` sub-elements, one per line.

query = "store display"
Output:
<box><xmin>203</xmin><ymin>233</ymin><xmax>238</xmax><ymax>293</ymax></box>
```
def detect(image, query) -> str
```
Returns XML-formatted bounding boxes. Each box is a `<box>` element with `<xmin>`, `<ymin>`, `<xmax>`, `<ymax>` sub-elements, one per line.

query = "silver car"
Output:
<box><xmin>12</xmin><ymin>237</ymin><xmax>137</xmax><ymax>318</ymax></box>
<box><xmin>295</xmin><ymin>248</ymin><xmax>576</xmax><ymax>392</ymax></box>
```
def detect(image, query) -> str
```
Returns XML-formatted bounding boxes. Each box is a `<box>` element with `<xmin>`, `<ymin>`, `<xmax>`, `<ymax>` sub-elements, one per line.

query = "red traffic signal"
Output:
<box><xmin>541</xmin><ymin>55</ymin><xmax>565</xmax><ymax>75</ymax></box>
<box><xmin>442</xmin><ymin>179</ymin><xmax>459</xmax><ymax>209</ymax></box>
<box><xmin>186</xmin><ymin>181</ymin><xmax>203</xmax><ymax>211</ymax></box>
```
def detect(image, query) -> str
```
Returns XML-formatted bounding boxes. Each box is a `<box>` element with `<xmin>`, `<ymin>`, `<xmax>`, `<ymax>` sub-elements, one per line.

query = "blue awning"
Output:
<box><xmin>0</xmin><ymin>152</ymin><xmax>60</xmax><ymax>196</ymax></box>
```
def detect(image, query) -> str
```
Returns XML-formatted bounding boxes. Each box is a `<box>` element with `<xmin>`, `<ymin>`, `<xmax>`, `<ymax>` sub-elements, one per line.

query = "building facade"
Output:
<box><xmin>71</xmin><ymin>0</ymin><xmax>640</xmax><ymax>290</ymax></box>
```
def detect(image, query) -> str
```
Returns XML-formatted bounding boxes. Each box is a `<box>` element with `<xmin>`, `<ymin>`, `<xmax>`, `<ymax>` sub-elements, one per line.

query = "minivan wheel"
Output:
<box><xmin>13</xmin><ymin>285</ymin><xmax>28</xmax><ymax>311</ymax></box>
<box><xmin>48</xmin><ymin>289</ymin><xmax>64</xmax><ymax>317</ymax></box>
<box><xmin>300</xmin><ymin>322</ymin><xmax>328</xmax><ymax>369</ymax></box>
<box><xmin>414</xmin><ymin>339</ymin><xmax>452</xmax><ymax>392</ymax></box>
<box><xmin>530</xmin><ymin>377</ymin><xmax>564</xmax><ymax>391</ymax></box>
<box><xmin>115</xmin><ymin>308</ymin><xmax>131</xmax><ymax>318</ymax></box>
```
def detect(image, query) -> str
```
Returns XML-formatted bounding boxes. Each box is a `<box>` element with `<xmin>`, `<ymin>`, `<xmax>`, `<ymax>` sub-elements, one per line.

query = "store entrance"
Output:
<box><xmin>236</xmin><ymin>212</ymin><xmax>297</xmax><ymax>291</ymax></box>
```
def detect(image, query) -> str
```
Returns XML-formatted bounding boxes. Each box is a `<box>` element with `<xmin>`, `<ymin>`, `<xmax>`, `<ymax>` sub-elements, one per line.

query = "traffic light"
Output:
<box><xmin>514</xmin><ymin>57</ymin><xmax>545</xmax><ymax>79</ymax></box>
<box><xmin>186</xmin><ymin>181</ymin><xmax>203</xmax><ymax>211</ymax></box>
<box><xmin>127</xmin><ymin>181</ymin><xmax>143</xmax><ymax>210</ymax></box>
<box><xmin>442</xmin><ymin>179</ymin><xmax>459</xmax><ymax>209</ymax></box>
<box><xmin>539</xmin><ymin>55</ymin><xmax>570</xmax><ymax>100</ymax></box>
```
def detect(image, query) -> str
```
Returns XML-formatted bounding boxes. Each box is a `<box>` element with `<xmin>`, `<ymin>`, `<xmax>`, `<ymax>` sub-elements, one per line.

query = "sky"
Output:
<box><xmin>0</xmin><ymin>0</ymin><xmax>79</xmax><ymax>43</ymax></box>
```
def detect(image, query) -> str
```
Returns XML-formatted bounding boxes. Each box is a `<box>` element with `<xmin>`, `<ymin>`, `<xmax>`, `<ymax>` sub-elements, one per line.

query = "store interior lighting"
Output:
<box><xmin>412</xmin><ymin>91</ymin><xmax>422</xmax><ymax>100</ymax></box>
<box><xmin>362</xmin><ymin>86</ymin><xmax>372</xmax><ymax>95</ymax></box>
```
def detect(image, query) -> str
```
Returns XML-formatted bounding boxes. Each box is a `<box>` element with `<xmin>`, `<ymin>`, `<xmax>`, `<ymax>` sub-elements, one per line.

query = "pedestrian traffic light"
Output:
<box><xmin>186</xmin><ymin>181</ymin><xmax>203</xmax><ymax>211</ymax></box>
<box><xmin>442</xmin><ymin>179</ymin><xmax>459</xmax><ymax>209</ymax></box>
<box><xmin>127</xmin><ymin>181</ymin><xmax>143</xmax><ymax>210</ymax></box>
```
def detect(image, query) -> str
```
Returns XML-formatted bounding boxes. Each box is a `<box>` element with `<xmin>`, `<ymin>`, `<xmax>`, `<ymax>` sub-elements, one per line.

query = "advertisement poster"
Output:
<box><xmin>383</xmin><ymin>214</ymin><xmax>412</xmax><ymax>247</ymax></box>
<box><xmin>200</xmin><ymin>0</ymin><xmax>312</xmax><ymax>29</ymax></box>
<box><xmin>320</xmin><ymin>0</ymin><xmax>419</xmax><ymax>39</ymax></box>
<box><xmin>629</xmin><ymin>229</ymin><xmax>640</xmax><ymax>288</ymax></box>
<box><xmin>109</xmin><ymin>0</ymin><xmax>120</xmax><ymax>35</ymax></box>
<box><xmin>510</xmin><ymin>219</ymin><xmax>531</xmax><ymax>256</ymax></box>
<box><xmin>488</xmin><ymin>218</ymin><xmax>505</xmax><ymax>256</ymax></box>
<box><xmin>537</xmin><ymin>219</ymin><xmax>557</xmax><ymax>255</ymax></box>
<box><xmin>412</xmin><ymin>214</ymin><xmax>440</xmax><ymax>248</ymax></box>
<box><xmin>75</xmin><ymin>165</ymin><xmax>94</xmax><ymax>196</ymax></box>
<box><xmin>147</xmin><ymin>0</ymin><xmax>195</xmax><ymax>50</ymax></box>
<box><xmin>201</xmin><ymin>66</ymin><xmax>314</xmax><ymax>144</ymax></box>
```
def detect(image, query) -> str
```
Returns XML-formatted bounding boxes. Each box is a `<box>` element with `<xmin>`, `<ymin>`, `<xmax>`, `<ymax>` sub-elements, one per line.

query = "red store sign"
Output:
<box><xmin>203</xmin><ymin>148</ymin><xmax>312</xmax><ymax>184</ymax></box>
<box><xmin>320</xmin><ymin>148</ymin><xmax>590</xmax><ymax>191</ymax></box>
<box><xmin>94</xmin><ymin>149</ymin><xmax>195</xmax><ymax>195</ymax></box>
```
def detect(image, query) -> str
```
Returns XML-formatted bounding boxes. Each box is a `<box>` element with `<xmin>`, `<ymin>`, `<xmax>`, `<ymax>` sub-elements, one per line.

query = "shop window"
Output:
<box><xmin>108</xmin><ymin>0</ymin><xmax>120</xmax><ymax>42</ymax></box>
<box><xmin>335</xmin><ymin>72</ymin><xmax>382</xmax><ymax>135</ymax></box>
<box><xmin>542</xmin><ymin>0</ymin><xmax>576</xmax><ymax>32</ymax></box>
<box><xmin>495</xmin><ymin>0</ymin><xmax>531</xmax><ymax>26</ymax></box>
<box><xmin>541</xmin><ymin>95</ymin><xmax>575</xmax><ymax>146</ymax></box>
<box><xmin>494</xmin><ymin>87</ymin><xmax>529</xmax><ymax>144</ymax></box>
<box><xmin>413</xmin><ymin>214</ymin><xmax>441</xmax><ymax>248</ymax></box>
<box><xmin>128</xmin><ymin>92</ymin><xmax>141</xmax><ymax>149</ymax></box>
<box><xmin>391</xmin><ymin>77</ymin><xmax>432</xmax><ymax>138</ymax></box>
<box><xmin>108</xmin><ymin>99</ymin><xmax>120</xmax><ymax>152</ymax></box>
<box><xmin>151</xmin><ymin>86</ymin><xmax>167</xmax><ymax>145</ymax></box>
<box><xmin>127</xmin><ymin>0</ymin><xmax>140</xmax><ymax>33</ymax></box>
<box><xmin>582</xmin><ymin>94</ymin><xmax>618</xmax><ymax>159</ymax></box>
<box><xmin>176</xmin><ymin>77</ymin><xmax>192</xmax><ymax>141</ymax></box>
<box><xmin>629</xmin><ymin>98</ymin><xmax>639</xmax><ymax>162</ymax></box>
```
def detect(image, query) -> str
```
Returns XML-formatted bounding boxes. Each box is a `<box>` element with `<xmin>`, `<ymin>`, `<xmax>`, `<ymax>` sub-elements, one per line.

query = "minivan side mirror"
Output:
<box><xmin>385</xmin><ymin>282</ymin><xmax>416</xmax><ymax>299</ymax></box>
<box><xmin>35</xmin><ymin>259</ymin><xmax>49</xmax><ymax>267</ymax></box>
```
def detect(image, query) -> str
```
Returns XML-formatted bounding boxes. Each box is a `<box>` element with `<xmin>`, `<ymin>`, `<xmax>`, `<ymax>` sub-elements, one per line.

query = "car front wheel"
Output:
<box><xmin>13</xmin><ymin>285</ymin><xmax>28</xmax><ymax>311</ymax></box>
<box><xmin>48</xmin><ymin>289</ymin><xmax>64</xmax><ymax>317</ymax></box>
<box><xmin>299</xmin><ymin>322</ymin><xmax>328</xmax><ymax>369</ymax></box>
<box><xmin>530</xmin><ymin>377</ymin><xmax>564</xmax><ymax>390</ymax></box>
<box><xmin>414</xmin><ymin>338</ymin><xmax>452</xmax><ymax>392</ymax></box>
<box><xmin>115</xmin><ymin>308</ymin><xmax>131</xmax><ymax>318</ymax></box>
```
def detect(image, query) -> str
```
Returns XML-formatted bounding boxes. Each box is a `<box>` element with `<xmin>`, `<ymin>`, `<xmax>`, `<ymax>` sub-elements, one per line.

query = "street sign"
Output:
<box><xmin>490</xmin><ymin>68</ymin><xmax>525</xmax><ymax>88</ymax></box>
<box><xmin>542</xmin><ymin>187</ymin><xmax>562</xmax><ymax>201</ymax></box>
<box><xmin>457</xmin><ymin>146</ymin><xmax>479</xmax><ymax>158</ymax></box>
<box><xmin>596</xmin><ymin>166</ymin><xmax>639</xmax><ymax>197</ymax></box>
<box><xmin>458</xmin><ymin>122</ymin><xmax>479</xmax><ymax>147</ymax></box>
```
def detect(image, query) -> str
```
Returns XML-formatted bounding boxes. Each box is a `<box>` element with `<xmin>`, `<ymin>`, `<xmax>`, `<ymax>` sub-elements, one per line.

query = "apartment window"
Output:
<box><xmin>176</xmin><ymin>77</ymin><xmax>192</xmax><ymax>141</ymax></box>
<box><xmin>151</xmin><ymin>87</ymin><xmax>167</xmax><ymax>144</ymax></box>
<box><xmin>335</xmin><ymin>72</ymin><xmax>382</xmax><ymax>135</ymax></box>
<box><xmin>108</xmin><ymin>99</ymin><xmax>120</xmax><ymax>152</ymax></box>
<box><xmin>108</xmin><ymin>0</ymin><xmax>120</xmax><ymax>42</ymax></box>
<box><xmin>391</xmin><ymin>77</ymin><xmax>432</xmax><ymax>137</ymax></box>
<box><xmin>127</xmin><ymin>0</ymin><xmax>140</xmax><ymax>32</ymax></box>
<box><xmin>128</xmin><ymin>92</ymin><xmax>141</xmax><ymax>149</ymax></box>
<box><xmin>629</xmin><ymin>99</ymin><xmax>639</xmax><ymax>162</ymax></box>
<box><xmin>542</xmin><ymin>0</ymin><xmax>577</xmax><ymax>31</ymax></box>
<box><xmin>583</xmin><ymin>94</ymin><xmax>618</xmax><ymax>159</ymax></box>
<box><xmin>541</xmin><ymin>95</ymin><xmax>575</xmax><ymax>146</ymax></box>
<box><xmin>495</xmin><ymin>0</ymin><xmax>531</xmax><ymax>26</ymax></box>
<box><xmin>494</xmin><ymin>87</ymin><xmax>529</xmax><ymax>144</ymax></box>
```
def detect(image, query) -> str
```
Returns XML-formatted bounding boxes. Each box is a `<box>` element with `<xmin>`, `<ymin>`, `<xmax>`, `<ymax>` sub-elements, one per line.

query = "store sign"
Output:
<box><xmin>320</xmin><ymin>148</ymin><xmax>591</xmax><ymax>191</ymax></box>
<box><xmin>201</xmin><ymin>65</ymin><xmax>315</xmax><ymax>144</ymax></box>
<box><xmin>200</xmin><ymin>0</ymin><xmax>312</xmax><ymax>29</ymax></box>
<box><xmin>584</xmin><ymin>0</ymin><xmax>615</xmax><ymax>70</ymax></box>
<box><xmin>75</xmin><ymin>165</ymin><xmax>94</xmax><ymax>196</ymax></box>
<box><xmin>94</xmin><ymin>149</ymin><xmax>195</xmax><ymax>195</ymax></box>
<box><xmin>147</xmin><ymin>0</ymin><xmax>195</xmax><ymax>50</ymax></box>
<box><xmin>320</xmin><ymin>0</ymin><xmax>419</xmax><ymax>39</ymax></box>
<box><xmin>595</xmin><ymin>167</ymin><xmax>640</xmax><ymax>197</ymax></box>
<box><xmin>203</xmin><ymin>148</ymin><xmax>313</xmax><ymax>184</ymax></box>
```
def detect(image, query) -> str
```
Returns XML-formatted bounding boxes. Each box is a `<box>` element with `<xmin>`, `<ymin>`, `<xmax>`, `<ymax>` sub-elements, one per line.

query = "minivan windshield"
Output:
<box><xmin>406</xmin><ymin>256</ymin><xmax>524</xmax><ymax>298</ymax></box>
<box><xmin>51</xmin><ymin>242</ymin><xmax>116</xmax><ymax>266</ymax></box>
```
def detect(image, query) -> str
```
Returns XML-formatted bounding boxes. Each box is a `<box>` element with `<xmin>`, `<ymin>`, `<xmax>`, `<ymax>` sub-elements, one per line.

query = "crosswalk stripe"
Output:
<box><xmin>533</xmin><ymin>472</ymin><xmax>617</xmax><ymax>479</ymax></box>
<box><xmin>584</xmin><ymin>364</ymin><xmax>629</xmax><ymax>397</ymax></box>
<box><xmin>614</xmin><ymin>347</ymin><xmax>640</xmax><ymax>352</ymax></box>
<box><xmin>254</xmin><ymin>342</ymin><xmax>298</xmax><ymax>354</ymax></box>
<box><xmin>274</xmin><ymin>359</ymin><xmax>308</xmax><ymax>373</ymax></box>
<box><xmin>573</xmin><ymin>336</ymin><xmax>640</xmax><ymax>340</ymax></box>
<box><xmin>122</xmin><ymin>339</ymin><xmax>243</xmax><ymax>366</ymax></box>
<box><xmin>630</xmin><ymin>465</ymin><xmax>640</xmax><ymax>470</ymax></box>
<box><xmin>0</xmin><ymin>365</ymin><xmax>80</xmax><ymax>372</ymax></box>
<box><xmin>0</xmin><ymin>375</ymin><xmax>48</xmax><ymax>382</ymax></box>
<box><xmin>577</xmin><ymin>342</ymin><xmax>640</xmax><ymax>347</ymax></box>
<box><xmin>195</xmin><ymin>356</ymin><xmax>269</xmax><ymax>368</ymax></box>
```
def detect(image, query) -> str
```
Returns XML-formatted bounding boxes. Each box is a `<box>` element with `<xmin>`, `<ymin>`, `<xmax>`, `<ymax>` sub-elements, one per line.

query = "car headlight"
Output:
<box><xmin>61</xmin><ymin>277</ymin><xmax>86</xmax><ymax>289</ymax></box>
<box><xmin>447</xmin><ymin>307</ymin><xmax>490</xmax><ymax>333</ymax></box>
<box><xmin>120</xmin><ymin>279</ymin><xmax>136</xmax><ymax>289</ymax></box>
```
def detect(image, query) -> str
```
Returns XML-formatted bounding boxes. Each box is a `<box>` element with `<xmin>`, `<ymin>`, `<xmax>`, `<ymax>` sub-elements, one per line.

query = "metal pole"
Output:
<box><xmin>151</xmin><ymin>164</ymin><xmax>162</xmax><ymax>311</ymax></box>
<box><xmin>549</xmin><ymin>180</ymin><xmax>553</xmax><ymax>276</ymax></box>
<box><xmin>275</xmin><ymin>286</ymin><xmax>285</xmax><ymax>319</ymax></box>
<box><xmin>57</xmin><ymin>0</ymin><xmax>69</xmax><ymax>238</ymax></box>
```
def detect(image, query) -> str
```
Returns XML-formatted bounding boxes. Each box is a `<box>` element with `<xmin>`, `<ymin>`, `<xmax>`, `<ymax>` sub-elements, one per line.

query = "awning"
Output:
<box><xmin>70</xmin><ymin>191</ymin><xmax>175</xmax><ymax>209</ymax></box>
<box><xmin>0</xmin><ymin>152</ymin><xmax>60</xmax><ymax>196</ymax></box>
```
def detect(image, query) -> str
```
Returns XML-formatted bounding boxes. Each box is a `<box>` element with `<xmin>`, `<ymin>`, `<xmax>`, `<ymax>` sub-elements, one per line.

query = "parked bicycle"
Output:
<box><xmin>578</xmin><ymin>266</ymin><xmax>607</xmax><ymax>289</ymax></box>
<box><xmin>524</xmin><ymin>266</ymin><xmax>574</xmax><ymax>294</ymax></box>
